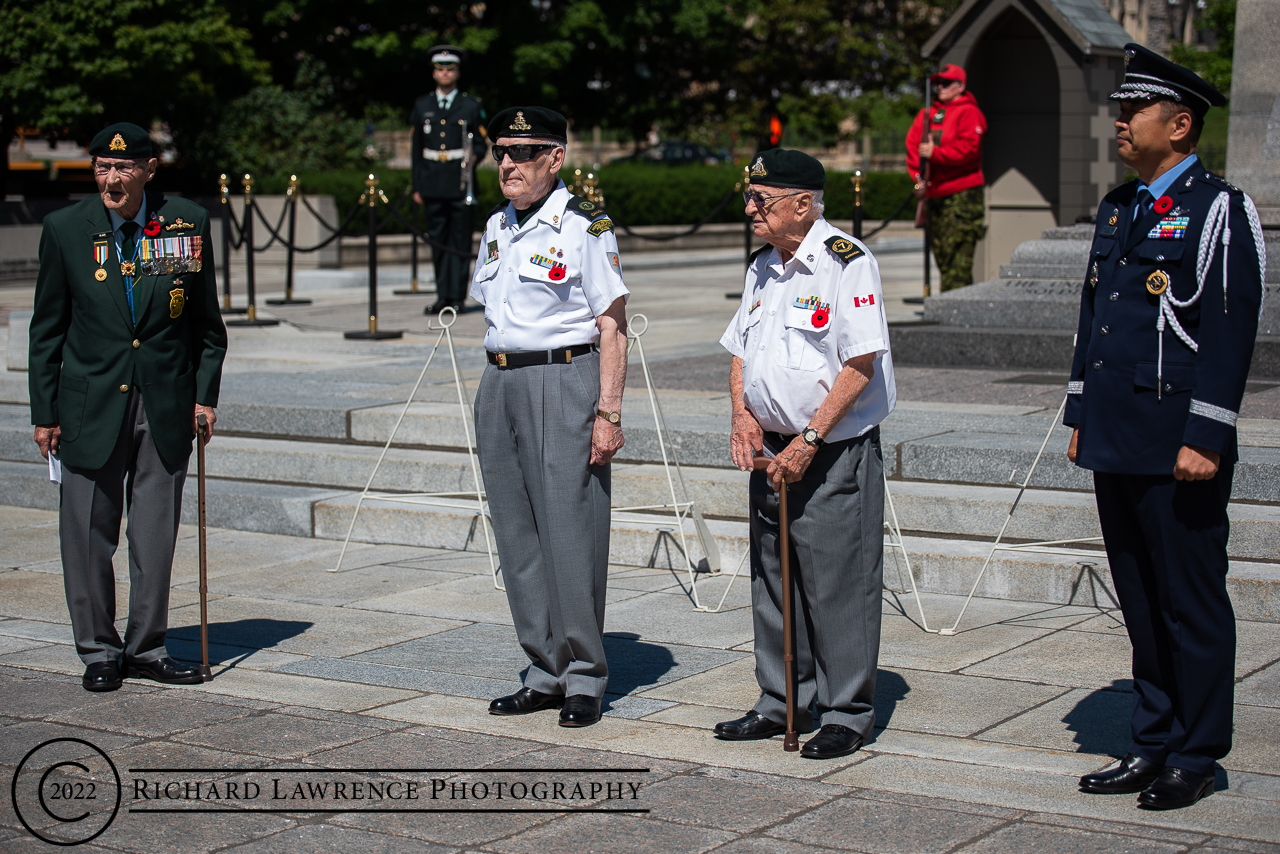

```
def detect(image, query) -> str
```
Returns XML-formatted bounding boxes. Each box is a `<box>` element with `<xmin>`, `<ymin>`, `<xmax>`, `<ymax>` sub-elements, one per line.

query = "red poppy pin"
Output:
<box><xmin>811</xmin><ymin>307</ymin><xmax>829</xmax><ymax>328</ymax></box>
<box><xmin>143</xmin><ymin>218</ymin><xmax>162</xmax><ymax>237</ymax></box>
<box><xmin>548</xmin><ymin>262</ymin><xmax>567</xmax><ymax>281</ymax></box>
<box><xmin>1153</xmin><ymin>195</ymin><xmax>1173</xmax><ymax>215</ymax></box>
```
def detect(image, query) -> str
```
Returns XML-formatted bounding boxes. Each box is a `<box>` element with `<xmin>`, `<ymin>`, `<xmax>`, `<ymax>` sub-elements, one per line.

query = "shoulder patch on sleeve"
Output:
<box><xmin>586</xmin><ymin>217</ymin><xmax>615</xmax><ymax>237</ymax></box>
<box><xmin>568</xmin><ymin>195</ymin><xmax>608</xmax><ymax>220</ymax></box>
<box><xmin>824</xmin><ymin>235</ymin><xmax>865</xmax><ymax>265</ymax></box>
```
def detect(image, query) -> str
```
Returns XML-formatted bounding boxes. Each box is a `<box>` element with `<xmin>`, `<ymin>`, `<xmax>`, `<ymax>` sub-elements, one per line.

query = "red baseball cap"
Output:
<box><xmin>930</xmin><ymin>64</ymin><xmax>966</xmax><ymax>84</ymax></box>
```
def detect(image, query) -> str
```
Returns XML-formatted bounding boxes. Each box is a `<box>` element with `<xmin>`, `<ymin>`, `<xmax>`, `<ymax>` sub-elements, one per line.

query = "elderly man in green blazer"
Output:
<box><xmin>28</xmin><ymin>122</ymin><xmax>227</xmax><ymax>692</ymax></box>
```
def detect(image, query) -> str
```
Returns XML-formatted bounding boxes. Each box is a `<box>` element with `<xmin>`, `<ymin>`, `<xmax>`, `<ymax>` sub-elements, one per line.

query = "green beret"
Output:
<box><xmin>748</xmin><ymin>149</ymin><xmax>825</xmax><ymax>191</ymax></box>
<box><xmin>489</xmin><ymin>106</ymin><xmax>568</xmax><ymax>143</ymax></box>
<box><xmin>89</xmin><ymin>123</ymin><xmax>153</xmax><ymax>159</ymax></box>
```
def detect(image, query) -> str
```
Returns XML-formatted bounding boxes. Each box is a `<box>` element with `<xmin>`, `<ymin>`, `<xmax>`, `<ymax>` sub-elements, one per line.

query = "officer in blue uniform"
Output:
<box><xmin>1067</xmin><ymin>45</ymin><xmax>1267</xmax><ymax>811</ymax></box>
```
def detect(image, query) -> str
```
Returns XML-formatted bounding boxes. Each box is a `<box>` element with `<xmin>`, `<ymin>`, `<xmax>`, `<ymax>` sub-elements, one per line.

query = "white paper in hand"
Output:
<box><xmin>48</xmin><ymin>451</ymin><xmax>62</xmax><ymax>484</ymax></box>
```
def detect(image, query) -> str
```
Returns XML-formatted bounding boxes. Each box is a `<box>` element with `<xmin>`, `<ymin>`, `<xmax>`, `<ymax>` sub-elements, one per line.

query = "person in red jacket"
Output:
<box><xmin>905</xmin><ymin>64</ymin><xmax>988</xmax><ymax>291</ymax></box>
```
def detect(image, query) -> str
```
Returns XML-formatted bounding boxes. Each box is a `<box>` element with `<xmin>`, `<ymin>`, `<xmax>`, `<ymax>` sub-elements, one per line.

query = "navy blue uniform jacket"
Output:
<box><xmin>1065</xmin><ymin>166</ymin><xmax>1264</xmax><ymax>474</ymax></box>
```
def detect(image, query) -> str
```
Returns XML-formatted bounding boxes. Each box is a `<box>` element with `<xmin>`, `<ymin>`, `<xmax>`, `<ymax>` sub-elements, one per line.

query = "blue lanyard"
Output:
<box><xmin>116</xmin><ymin>231</ymin><xmax>140</xmax><ymax>324</ymax></box>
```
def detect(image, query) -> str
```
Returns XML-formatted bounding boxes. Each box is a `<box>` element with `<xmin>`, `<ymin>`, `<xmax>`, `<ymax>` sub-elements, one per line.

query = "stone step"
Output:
<box><xmin>4</xmin><ymin>458</ymin><xmax>1276</xmax><ymax>619</ymax></box>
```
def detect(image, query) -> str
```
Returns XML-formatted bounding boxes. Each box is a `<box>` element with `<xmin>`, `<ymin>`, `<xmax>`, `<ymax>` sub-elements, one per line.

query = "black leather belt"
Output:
<box><xmin>487</xmin><ymin>343</ymin><xmax>595</xmax><ymax>369</ymax></box>
<box><xmin>763</xmin><ymin>426</ymin><xmax>878</xmax><ymax>453</ymax></box>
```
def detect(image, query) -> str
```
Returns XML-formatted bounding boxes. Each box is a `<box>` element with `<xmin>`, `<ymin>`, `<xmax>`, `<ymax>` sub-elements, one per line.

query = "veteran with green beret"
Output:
<box><xmin>716</xmin><ymin>148</ymin><xmax>895</xmax><ymax>759</ymax></box>
<box><xmin>471</xmin><ymin>106</ymin><xmax>628</xmax><ymax>728</ymax></box>
<box><xmin>28</xmin><ymin>121</ymin><xmax>227</xmax><ymax>692</ymax></box>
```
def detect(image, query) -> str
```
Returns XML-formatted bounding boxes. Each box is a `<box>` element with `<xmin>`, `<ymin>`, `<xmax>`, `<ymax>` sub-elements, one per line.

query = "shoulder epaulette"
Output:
<box><xmin>486</xmin><ymin>201</ymin><xmax>508</xmax><ymax>221</ymax></box>
<box><xmin>748</xmin><ymin>244</ymin><xmax>770</xmax><ymax>265</ymax></box>
<box><xmin>1201</xmin><ymin>171</ymin><xmax>1242</xmax><ymax>194</ymax></box>
<box><xmin>567</xmin><ymin>196</ymin><xmax>609</xmax><ymax>220</ymax></box>
<box><xmin>824</xmin><ymin>235</ymin><xmax>865</xmax><ymax>265</ymax></box>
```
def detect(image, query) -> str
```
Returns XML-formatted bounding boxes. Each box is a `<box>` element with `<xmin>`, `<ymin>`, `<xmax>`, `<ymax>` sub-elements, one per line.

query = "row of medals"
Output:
<box><xmin>95</xmin><ymin>258</ymin><xmax>199</xmax><ymax>282</ymax></box>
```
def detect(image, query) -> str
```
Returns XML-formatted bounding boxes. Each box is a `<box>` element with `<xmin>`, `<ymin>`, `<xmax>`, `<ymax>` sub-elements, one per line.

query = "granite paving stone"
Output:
<box><xmin>600</xmin><ymin>593</ymin><xmax>754</xmax><ymax>650</ymax></box>
<box><xmin>304</xmin><ymin>726</ymin><xmax>543</xmax><ymax>772</ymax></box>
<box><xmin>47</xmin><ymin>693</ymin><xmax>255</xmax><ymax>738</ymax></box>
<box><xmin>1</xmin><ymin>720</ymin><xmax>143</xmax><ymax>765</ymax></box>
<box><xmin>353</xmin><ymin>623</ymin><xmax>528</xmax><ymax>680</ymax></box>
<box><xmin>636</xmin><ymin>657</ymin><xmax>760</xmax><ymax>710</ymax></box>
<box><xmin>0</xmin><ymin>635</ymin><xmax>49</xmax><ymax>656</ymax></box>
<box><xmin>188</xmin><ymin>667</ymin><xmax>418</xmax><ymax>712</ymax></box>
<box><xmin>1239</xmin><ymin>622</ymin><xmax>1280</xmax><ymax>678</ymax></box>
<box><xmin>865</xmin><ymin>728</ymin><xmax>1113</xmax><ymax>777</ymax></box>
<box><xmin>347</xmin><ymin>573</ymin><xmax>521</xmax><ymax>624</ymax></box>
<box><xmin>165</xmin><ymin>595</ymin><xmax>465</xmax><ymax>658</ymax></box>
<box><xmin>1019</xmin><ymin>812</ymin><xmax>1210</xmax><ymax>846</ymax></box>
<box><xmin>875</xmin><ymin>609</ymin><xmax>1054</xmax><ymax>673</ymax></box>
<box><xmin>767</xmin><ymin>797</ymin><xmax>1007</xmax><ymax>853</ymax></box>
<box><xmin>187</xmin><ymin>560</ymin><xmax>462</xmax><ymax>608</ymax></box>
<box><xmin>277</xmin><ymin>656</ymin><xmax>518</xmax><ymax>698</ymax></box>
<box><xmin>636</xmin><ymin>773</ymin><xmax>839</xmax><ymax>833</ymax></box>
<box><xmin>220</xmin><ymin>823</ymin><xmax>458</xmax><ymax>853</ymax></box>
<box><xmin>952</xmin><ymin>821</ymin><xmax>1185</xmax><ymax>853</ymax></box>
<box><xmin>1226</xmin><ymin>705</ymin><xmax>1280</xmax><ymax>775</ymax></box>
<box><xmin>1200</xmin><ymin>838</ymin><xmax>1280</xmax><ymax>853</ymax></box>
<box><xmin>173</xmin><ymin>711</ymin><xmax>385</xmax><ymax>760</ymax></box>
<box><xmin>95</xmin><ymin>814</ymin><xmax>297</xmax><ymax>854</ymax></box>
<box><xmin>868</xmin><ymin>668</ymin><xmax>1066</xmax><ymax>738</ymax></box>
<box><xmin>167</xmin><ymin>528</ymin><xmax>345</xmax><ymax>583</ymax></box>
<box><xmin>331</xmin><ymin>809</ymin><xmax>557</xmax><ymax>848</ymax></box>
<box><xmin>960</xmin><ymin>627</ymin><xmax>1133</xmax><ymax>688</ymax></box>
<box><xmin>485</xmin><ymin>814</ymin><xmax>737</xmax><ymax>854</ymax></box>
<box><xmin>976</xmin><ymin>685</ymin><xmax>1133</xmax><ymax>758</ymax></box>
<box><xmin>0</xmin><ymin>618</ymin><xmax>82</xmax><ymax>644</ymax></box>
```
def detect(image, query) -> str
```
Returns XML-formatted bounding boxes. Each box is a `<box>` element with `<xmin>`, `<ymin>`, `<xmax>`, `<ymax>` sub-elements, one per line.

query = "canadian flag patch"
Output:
<box><xmin>852</xmin><ymin>294</ymin><xmax>876</xmax><ymax>307</ymax></box>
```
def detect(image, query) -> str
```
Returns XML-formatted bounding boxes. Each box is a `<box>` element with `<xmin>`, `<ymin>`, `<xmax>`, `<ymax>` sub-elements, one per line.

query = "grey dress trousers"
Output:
<box><xmin>60</xmin><ymin>389</ymin><xmax>187</xmax><ymax>665</ymax></box>
<box><xmin>749</xmin><ymin>428</ymin><xmax>885</xmax><ymax>737</ymax></box>
<box><xmin>474</xmin><ymin>351</ymin><xmax>612</xmax><ymax>699</ymax></box>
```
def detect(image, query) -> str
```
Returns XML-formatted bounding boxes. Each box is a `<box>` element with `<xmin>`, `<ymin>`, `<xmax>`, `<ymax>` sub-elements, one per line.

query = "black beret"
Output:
<box><xmin>1110</xmin><ymin>43</ymin><xmax>1226</xmax><ymax>117</ymax></box>
<box><xmin>488</xmin><ymin>106</ymin><xmax>568</xmax><ymax>143</ymax></box>
<box><xmin>89</xmin><ymin>123</ymin><xmax>153</xmax><ymax>159</ymax></box>
<box><xmin>748</xmin><ymin>148</ymin><xmax>825</xmax><ymax>191</ymax></box>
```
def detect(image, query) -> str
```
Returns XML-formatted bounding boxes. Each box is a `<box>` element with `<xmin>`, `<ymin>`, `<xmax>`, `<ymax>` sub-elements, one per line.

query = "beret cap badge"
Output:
<box><xmin>109</xmin><ymin>134</ymin><xmax>127</xmax><ymax>152</ymax></box>
<box><xmin>750</xmin><ymin>157</ymin><xmax>767</xmax><ymax>177</ymax></box>
<box><xmin>510</xmin><ymin>111</ymin><xmax>532</xmax><ymax>131</ymax></box>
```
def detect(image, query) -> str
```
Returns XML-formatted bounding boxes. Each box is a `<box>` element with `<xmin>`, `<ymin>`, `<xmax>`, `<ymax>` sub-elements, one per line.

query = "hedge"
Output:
<box><xmin>260</xmin><ymin>164</ymin><xmax>915</xmax><ymax>234</ymax></box>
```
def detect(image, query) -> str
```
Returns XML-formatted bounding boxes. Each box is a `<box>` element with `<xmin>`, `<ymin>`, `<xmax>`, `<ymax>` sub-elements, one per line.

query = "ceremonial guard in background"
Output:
<box><xmin>471</xmin><ymin>107</ymin><xmax>629</xmax><ymax>728</ymax></box>
<box><xmin>1068</xmin><ymin>45</ymin><xmax>1266</xmax><ymax>810</ymax></box>
<box><xmin>411</xmin><ymin>45</ymin><xmax>487</xmax><ymax>314</ymax></box>
<box><xmin>28</xmin><ymin>122</ymin><xmax>227</xmax><ymax>692</ymax></box>
<box><xmin>716</xmin><ymin>149</ymin><xmax>895</xmax><ymax>759</ymax></box>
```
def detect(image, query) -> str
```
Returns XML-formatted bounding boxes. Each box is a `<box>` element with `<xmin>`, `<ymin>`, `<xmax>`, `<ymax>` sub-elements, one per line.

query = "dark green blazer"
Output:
<box><xmin>28</xmin><ymin>190</ymin><xmax>228</xmax><ymax>471</ymax></box>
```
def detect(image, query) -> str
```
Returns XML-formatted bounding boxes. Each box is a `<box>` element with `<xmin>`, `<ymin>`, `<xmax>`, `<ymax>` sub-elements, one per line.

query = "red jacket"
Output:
<box><xmin>905</xmin><ymin>92</ymin><xmax>987</xmax><ymax>198</ymax></box>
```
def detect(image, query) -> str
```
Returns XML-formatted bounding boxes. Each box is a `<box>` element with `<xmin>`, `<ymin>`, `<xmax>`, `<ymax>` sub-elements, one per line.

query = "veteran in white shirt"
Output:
<box><xmin>470</xmin><ymin>106</ymin><xmax>628</xmax><ymax>728</ymax></box>
<box><xmin>714</xmin><ymin>148</ymin><xmax>895</xmax><ymax>760</ymax></box>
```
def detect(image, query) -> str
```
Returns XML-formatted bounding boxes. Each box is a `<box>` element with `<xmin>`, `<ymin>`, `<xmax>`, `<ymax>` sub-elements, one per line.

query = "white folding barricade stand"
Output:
<box><xmin>331</xmin><ymin>307</ymin><xmax>500</xmax><ymax>589</ymax></box>
<box><xmin>610</xmin><ymin>314</ymin><xmax>724</xmax><ymax>611</ymax></box>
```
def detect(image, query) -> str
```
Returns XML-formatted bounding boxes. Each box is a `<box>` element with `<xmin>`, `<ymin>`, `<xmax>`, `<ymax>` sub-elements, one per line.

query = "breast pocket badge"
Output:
<box><xmin>530</xmin><ymin>253</ymin><xmax>567</xmax><ymax>281</ymax></box>
<box><xmin>169</xmin><ymin>287</ymin><xmax>185</xmax><ymax>318</ymax></box>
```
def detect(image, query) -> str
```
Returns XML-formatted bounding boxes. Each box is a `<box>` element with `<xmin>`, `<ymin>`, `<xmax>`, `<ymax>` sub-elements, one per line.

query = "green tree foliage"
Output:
<box><xmin>0</xmin><ymin>0</ymin><xmax>268</xmax><ymax>173</ymax></box>
<box><xmin>1170</xmin><ymin>0</ymin><xmax>1234</xmax><ymax>96</ymax></box>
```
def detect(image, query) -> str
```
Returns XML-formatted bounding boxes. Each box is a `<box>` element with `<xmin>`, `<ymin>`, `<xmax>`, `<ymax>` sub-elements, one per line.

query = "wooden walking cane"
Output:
<box><xmin>754</xmin><ymin>456</ymin><xmax>799</xmax><ymax>751</ymax></box>
<box><xmin>196</xmin><ymin>413</ymin><xmax>212</xmax><ymax>681</ymax></box>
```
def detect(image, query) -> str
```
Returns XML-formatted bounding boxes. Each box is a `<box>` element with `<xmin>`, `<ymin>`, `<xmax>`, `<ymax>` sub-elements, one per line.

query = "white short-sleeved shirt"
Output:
<box><xmin>470</xmin><ymin>182</ymin><xmax>629</xmax><ymax>351</ymax></box>
<box><xmin>719</xmin><ymin>217</ymin><xmax>896</xmax><ymax>443</ymax></box>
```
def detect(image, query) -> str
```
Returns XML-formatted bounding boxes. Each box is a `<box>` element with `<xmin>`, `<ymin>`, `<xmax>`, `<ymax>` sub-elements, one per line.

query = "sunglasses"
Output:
<box><xmin>743</xmin><ymin>189</ymin><xmax>804</xmax><ymax>209</ymax></box>
<box><xmin>93</xmin><ymin>159</ymin><xmax>146</xmax><ymax>177</ymax></box>
<box><xmin>492</xmin><ymin>144</ymin><xmax>558</xmax><ymax>163</ymax></box>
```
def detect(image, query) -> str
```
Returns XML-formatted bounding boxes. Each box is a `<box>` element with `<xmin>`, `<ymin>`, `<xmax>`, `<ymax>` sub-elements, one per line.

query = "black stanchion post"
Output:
<box><xmin>852</xmin><ymin>170</ymin><xmax>863</xmax><ymax>241</ymax></box>
<box><xmin>345</xmin><ymin>174</ymin><xmax>403</xmax><ymax>340</ymax></box>
<box><xmin>267</xmin><ymin>174</ymin><xmax>311</xmax><ymax>306</ymax></box>
<box><xmin>218</xmin><ymin>173</ymin><xmax>246</xmax><ymax>315</ymax></box>
<box><xmin>394</xmin><ymin>199</ymin><xmax>425</xmax><ymax>295</ymax></box>
<box><xmin>227</xmin><ymin>173</ymin><xmax>279</xmax><ymax>327</ymax></box>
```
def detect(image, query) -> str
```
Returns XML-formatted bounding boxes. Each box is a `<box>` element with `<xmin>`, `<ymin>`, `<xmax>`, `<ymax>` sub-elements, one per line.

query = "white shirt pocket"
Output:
<box><xmin>778</xmin><ymin>303</ymin><xmax>830</xmax><ymax>371</ymax></box>
<box><xmin>517</xmin><ymin>257</ymin><xmax>572</xmax><ymax>286</ymax></box>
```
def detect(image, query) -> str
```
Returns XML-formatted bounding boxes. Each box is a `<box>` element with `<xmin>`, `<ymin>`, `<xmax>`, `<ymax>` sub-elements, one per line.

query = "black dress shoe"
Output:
<box><xmin>450</xmin><ymin>300</ymin><xmax>467</xmax><ymax>313</ymax></box>
<box><xmin>801</xmin><ymin>724</ymin><xmax>864</xmax><ymax>759</ymax></box>
<box><xmin>489</xmin><ymin>687</ymin><xmax>564</xmax><ymax>716</ymax></box>
<box><xmin>126</xmin><ymin>657</ymin><xmax>203</xmax><ymax>684</ymax></box>
<box><xmin>559</xmin><ymin>694</ymin><xmax>602</xmax><ymax>727</ymax></box>
<box><xmin>82</xmin><ymin>661</ymin><xmax>122</xmax><ymax>692</ymax></box>
<box><xmin>713</xmin><ymin>710</ymin><xmax>786</xmax><ymax>741</ymax></box>
<box><xmin>424</xmin><ymin>299</ymin><xmax>450</xmax><ymax>315</ymax></box>
<box><xmin>1079</xmin><ymin>753</ymin><xmax>1165</xmax><ymax>794</ymax></box>
<box><xmin>1138</xmin><ymin>767</ymin><xmax>1214</xmax><ymax>810</ymax></box>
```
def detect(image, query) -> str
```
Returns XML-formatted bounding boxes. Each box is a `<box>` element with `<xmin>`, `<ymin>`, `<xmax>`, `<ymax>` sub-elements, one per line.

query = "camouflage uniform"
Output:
<box><xmin>926</xmin><ymin>186</ymin><xmax>985</xmax><ymax>291</ymax></box>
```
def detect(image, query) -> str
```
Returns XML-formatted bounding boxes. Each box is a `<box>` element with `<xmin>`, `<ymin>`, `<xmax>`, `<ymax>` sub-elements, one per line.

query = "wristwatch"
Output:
<box><xmin>801</xmin><ymin>427</ymin><xmax>824</xmax><ymax>447</ymax></box>
<box><xmin>597</xmin><ymin>409</ymin><xmax>621</xmax><ymax>425</ymax></box>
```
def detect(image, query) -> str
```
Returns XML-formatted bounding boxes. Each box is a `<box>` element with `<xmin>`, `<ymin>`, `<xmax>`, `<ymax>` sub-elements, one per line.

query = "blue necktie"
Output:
<box><xmin>1136</xmin><ymin>188</ymin><xmax>1155</xmax><ymax>220</ymax></box>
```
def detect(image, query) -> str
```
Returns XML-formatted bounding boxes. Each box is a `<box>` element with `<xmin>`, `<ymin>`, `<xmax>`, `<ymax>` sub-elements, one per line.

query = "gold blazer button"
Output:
<box><xmin>119</xmin><ymin>384</ymin><xmax>129</xmax><ymax>393</ymax></box>
<box><xmin>132</xmin><ymin>339</ymin><xmax>140</xmax><ymax>349</ymax></box>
